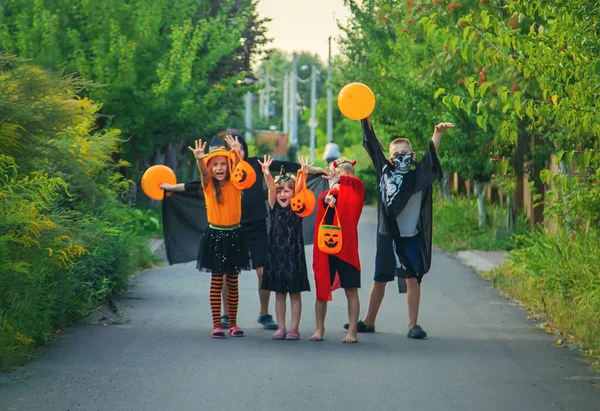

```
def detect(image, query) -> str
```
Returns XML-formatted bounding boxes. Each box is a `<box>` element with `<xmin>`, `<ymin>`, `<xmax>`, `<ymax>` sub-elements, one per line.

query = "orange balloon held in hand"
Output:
<box><xmin>141</xmin><ymin>165</ymin><xmax>176</xmax><ymax>200</ymax></box>
<box><xmin>337</xmin><ymin>82</ymin><xmax>376</xmax><ymax>120</ymax></box>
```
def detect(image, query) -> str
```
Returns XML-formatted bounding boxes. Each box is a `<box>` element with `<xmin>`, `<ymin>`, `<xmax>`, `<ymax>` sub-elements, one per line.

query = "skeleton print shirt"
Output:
<box><xmin>361</xmin><ymin>119</ymin><xmax>441</xmax><ymax>237</ymax></box>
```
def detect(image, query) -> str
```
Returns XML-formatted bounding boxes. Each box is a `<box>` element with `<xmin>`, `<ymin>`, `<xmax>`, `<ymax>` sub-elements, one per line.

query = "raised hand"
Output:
<box><xmin>321</xmin><ymin>168</ymin><xmax>340</xmax><ymax>186</ymax></box>
<box><xmin>257</xmin><ymin>155</ymin><xmax>273</xmax><ymax>175</ymax></box>
<box><xmin>224</xmin><ymin>134</ymin><xmax>242</xmax><ymax>152</ymax></box>
<box><xmin>298</xmin><ymin>156</ymin><xmax>314</xmax><ymax>174</ymax></box>
<box><xmin>434</xmin><ymin>122</ymin><xmax>455</xmax><ymax>133</ymax></box>
<box><xmin>188</xmin><ymin>139</ymin><xmax>207</xmax><ymax>160</ymax></box>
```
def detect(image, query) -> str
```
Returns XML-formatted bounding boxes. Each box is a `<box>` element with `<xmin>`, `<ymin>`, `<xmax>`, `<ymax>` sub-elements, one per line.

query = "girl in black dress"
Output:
<box><xmin>259</xmin><ymin>155</ymin><xmax>312</xmax><ymax>340</ymax></box>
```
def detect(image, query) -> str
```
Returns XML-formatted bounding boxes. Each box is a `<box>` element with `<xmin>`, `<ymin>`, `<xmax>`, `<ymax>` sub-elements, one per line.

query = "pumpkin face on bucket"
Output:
<box><xmin>318</xmin><ymin>224</ymin><xmax>342</xmax><ymax>254</ymax></box>
<box><xmin>228</xmin><ymin>151</ymin><xmax>256</xmax><ymax>189</ymax></box>
<box><xmin>291</xmin><ymin>188</ymin><xmax>315</xmax><ymax>217</ymax></box>
<box><xmin>323</xmin><ymin>227</ymin><xmax>340</xmax><ymax>248</ymax></box>
<box><xmin>233</xmin><ymin>168</ymin><xmax>248</xmax><ymax>183</ymax></box>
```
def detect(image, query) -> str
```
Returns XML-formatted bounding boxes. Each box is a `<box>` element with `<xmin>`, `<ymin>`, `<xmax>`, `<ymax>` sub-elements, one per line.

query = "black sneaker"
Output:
<box><xmin>407</xmin><ymin>325</ymin><xmax>427</xmax><ymax>339</ymax></box>
<box><xmin>343</xmin><ymin>320</ymin><xmax>375</xmax><ymax>333</ymax></box>
<box><xmin>257</xmin><ymin>314</ymin><xmax>278</xmax><ymax>330</ymax></box>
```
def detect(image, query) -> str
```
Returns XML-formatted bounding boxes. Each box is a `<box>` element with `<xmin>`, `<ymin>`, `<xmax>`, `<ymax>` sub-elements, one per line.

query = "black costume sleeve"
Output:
<box><xmin>271</xmin><ymin>160</ymin><xmax>301</xmax><ymax>173</ymax></box>
<box><xmin>162</xmin><ymin>189</ymin><xmax>208</xmax><ymax>265</ymax></box>
<box><xmin>184</xmin><ymin>180</ymin><xmax>201</xmax><ymax>192</ymax></box>
<box><xmin>412</xmin><ymin>141</ymin><xmax>443</xmax><ymax>194</ymax></box>
<box><xmin>361</xmin><ymin>119</ymin><xmax>388</xmax><ymax>172</ymax></box>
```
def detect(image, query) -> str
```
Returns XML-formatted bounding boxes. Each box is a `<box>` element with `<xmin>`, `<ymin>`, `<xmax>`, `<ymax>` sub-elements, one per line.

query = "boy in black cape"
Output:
<box><xmin>344</xmin><ymin>117</ymin><xmax>453</xmax><ymax>339</ymax></box>
<box><xmin>161</xmin><ymin>134</ymin><xmax>325</xmax><ymax>330</ymax></box>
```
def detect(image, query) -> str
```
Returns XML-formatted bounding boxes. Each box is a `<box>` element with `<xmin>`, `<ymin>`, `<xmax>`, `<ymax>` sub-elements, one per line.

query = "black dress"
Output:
<box><xmin>261</xmin><ymin>203</ymin><xmax>311</xmax><ymax>293</ymax></box>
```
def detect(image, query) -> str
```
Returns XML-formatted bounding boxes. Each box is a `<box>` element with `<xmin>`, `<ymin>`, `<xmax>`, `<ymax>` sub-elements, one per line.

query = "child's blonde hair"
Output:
<box><xmin>389</xmin><ymin>138</ymin><xmax>413</xmax><ymax>155</ymax></box>
<box><xmin>333</xmin><ymin>157</ymin><xmax>356</xmax><ymax>176</ymax></box>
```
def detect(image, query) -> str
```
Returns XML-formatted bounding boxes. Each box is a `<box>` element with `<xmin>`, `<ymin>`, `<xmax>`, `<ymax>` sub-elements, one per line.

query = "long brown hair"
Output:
<box><xmin>208</xmin><ymin>158</ymin><xmax>231</xmax><ymax>203</ymax></box>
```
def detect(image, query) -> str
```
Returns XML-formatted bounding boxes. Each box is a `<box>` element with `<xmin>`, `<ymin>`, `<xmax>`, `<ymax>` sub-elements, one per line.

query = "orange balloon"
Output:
<box><xmin>141</xmin><ymin>165</ymin><xmax>176</xmax><ymax>200</ymax></box>
<box><xmin>337</xmin><ymin>82</ymin><xmax>376</xmax><ymax>120</ymax></box>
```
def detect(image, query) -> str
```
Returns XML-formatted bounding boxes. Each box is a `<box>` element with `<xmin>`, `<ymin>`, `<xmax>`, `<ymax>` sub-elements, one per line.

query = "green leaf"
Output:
<box><xmin>453</xmin><ymin>95</ymin><xmax>462</xmax><ymax>109</ymax></box>
<box><xmin>555</xmin><ymin>150</ymin><xmax>565</xmax><ymax>163</ymax></box>
<box><xmin>480</xmin><ymin>10</ymin><xmax>490</xmax><ymax>28</ymax></box>
<box><xmin>514</xmin><ymin>99</ymin><xmax>523</xmax><ymax>119</ymax></box>
<box><xmin>434</xmin><ymin>88</ymin><xmax>446</xmax><ymax>99</ymax></box>
<box><xmin>461</xmin><ymin>44</ymin><xmax>469</xmax><ymax>61</ymax></box>
<box><xmin>584</xmin><ymin>150</ymin><xmax>592</xmax><ymax>166</ymax></box>
<box><xmin>565</xmin><ymin>151</ymin><xmax>574</xmax><ymax>166</ymax></box>
<box><xmin>476</xmin><ymin>115</ymin><xmax>488</xmax><ymax>131</ymax></box>
<box><xmin>525</xmin><ymin>100</ymin><xmax>534</xmax><ymax>119</ymax></box>
<box><xmin>478</xmin><ymin>81</ymin><xmax>492</xmax><ymax>97</ymax></box>
<box><xmin>463</xmin><ymin>26</ymin><xmax>472</xmax><ymax>41</ymax></box>
<box><xmin>468</xmin><ymin>81</ymin><xmax>475</xmax><ymax>98</ymax></box>
<box><xmin>539</xmin><ymin>169</ymin><xmax>551</xmax><ymax>185</ymax></box>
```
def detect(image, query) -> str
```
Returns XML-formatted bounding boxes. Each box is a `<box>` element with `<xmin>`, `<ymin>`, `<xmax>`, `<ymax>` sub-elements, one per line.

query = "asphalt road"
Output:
<box><xmin>1</xmin><ymin>207</ymin><xmax>598</xmax><ymax>411</ymax></box>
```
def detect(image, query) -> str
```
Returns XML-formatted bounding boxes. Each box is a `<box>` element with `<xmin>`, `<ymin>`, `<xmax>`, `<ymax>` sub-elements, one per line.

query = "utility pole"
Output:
<box><xmin>245</xmin><ymin>91</ymin><xmax>252</xmax><ymax>141</ymax></box>
<box><xmin>258</xmin><ymin>80</ymin><xmax>264</xmax><ymax>120</ymax></box>
<box><xmin>309</xmin><ymin>64</ymin><xmax>317</xmax><ymax>163</ymax></box>
<box><xmin>327</xmin><ymin>37</ymin><xmax>333</xmax><ymax>143</ymax></box>
<box><xmin>283</xmin><ymin>71</ymin><xmax>289</xmax><ymax>133</ymax></box>
<box><xmin>265</xmin><ymin>75</ymin><xmax>271</xmax><ymax>120</ymax></box>
<box><xmin>290</xmin><ymin>53</ymin><xmax>298</xmax><ymax>154</ymax></box>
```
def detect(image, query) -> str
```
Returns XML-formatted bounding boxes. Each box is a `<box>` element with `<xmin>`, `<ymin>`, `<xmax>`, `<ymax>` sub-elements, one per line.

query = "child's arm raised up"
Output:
<box><xmin>296</xmin><ymin>156</ymin><xmax>314</xmax><ymax>195</ymax></box>
<box><xmin>431</xmin><ymin>122</ymin><xmax>454</xmax><ymax>151</ymax></box>
<box><xmin>225</xmin><ymin>134</ymin><xmax>243</xmax><ymax>167</ymax></box>
<box><xmin>258</xmin><ymin>155</ymin><xmax>276</xmax><ymax>208</ymax></box>
<box><xmin>188</xmin><ymin>139</ymin><xmax>210</xmax><ymax>188</ymax></box>
<box><xmin>360</xmin><ymin>117</ymin><xmax>388</xmax><ymax>170</ymax></box>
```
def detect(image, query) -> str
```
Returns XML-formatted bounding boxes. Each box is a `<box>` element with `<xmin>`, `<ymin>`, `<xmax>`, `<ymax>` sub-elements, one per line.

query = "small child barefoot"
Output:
<box><xmin>343</xmin><ymin>331</ymin><xmax>358</xmax><ymax>344</ymax></box>
<box><xmin>310</xmin><ymin>329</ymin><xmax>325</xmax><ymax>341</ymax></box>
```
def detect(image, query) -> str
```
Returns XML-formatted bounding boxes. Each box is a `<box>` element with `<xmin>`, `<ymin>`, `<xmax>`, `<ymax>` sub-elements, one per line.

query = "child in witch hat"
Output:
<box><xmin>188</xmin><ymin>135</ymin><xmax>254</xmax><ymax>339</ymax></box>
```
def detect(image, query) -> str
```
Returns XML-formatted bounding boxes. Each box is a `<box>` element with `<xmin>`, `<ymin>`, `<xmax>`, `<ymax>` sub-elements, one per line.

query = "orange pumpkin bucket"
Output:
<box><xmin>291</xmin><ymin>170</ymin><xmax>316</xmax><ymax>217</ymax></box>
<box><xmin>317</xmin><ymin>205</ymin><xmax>343</xmax><ymax>254</ymax></box>
<box><xmin>228</xmin><ymin>150</ymin><xmax>256</xmax><ymax>190</ymax></box>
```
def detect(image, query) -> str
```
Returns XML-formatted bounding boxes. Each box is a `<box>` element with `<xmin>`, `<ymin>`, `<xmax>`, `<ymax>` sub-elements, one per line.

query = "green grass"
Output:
<box><xmin>0</xmin><ymin>207</ymin><xmax>160</xmax><ymax>371</ymax></box>
<box><xmin>432</xmin><ymin>196</ymin><xmax>530</xmax><ymax>253</ymax></box>
<box><xmin>488</xmin><ymin>228</ymin><xmax>600</xmax><ymax>366</ymax></box>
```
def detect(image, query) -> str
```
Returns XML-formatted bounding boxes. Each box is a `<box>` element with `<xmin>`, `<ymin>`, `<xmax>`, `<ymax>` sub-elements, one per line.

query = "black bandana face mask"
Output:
<box><xmin>392</xmin><ymin>153</ymin><xmax>413</xmax><ymax>174</ymax></box>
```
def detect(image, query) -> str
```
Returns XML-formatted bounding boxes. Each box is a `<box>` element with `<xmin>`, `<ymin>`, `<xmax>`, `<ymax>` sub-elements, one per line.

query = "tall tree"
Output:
<box><xmin>0</xmin><ymin>0</ymin><xmax>270</xmax><ymax>176</ymax></box>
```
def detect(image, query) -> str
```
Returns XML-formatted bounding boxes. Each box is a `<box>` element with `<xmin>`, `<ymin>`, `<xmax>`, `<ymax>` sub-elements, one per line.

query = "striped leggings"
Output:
<box><xmin>209</xmin><ymin>274</ymin><xmax>239</xmax><ymax>329</ymax></box>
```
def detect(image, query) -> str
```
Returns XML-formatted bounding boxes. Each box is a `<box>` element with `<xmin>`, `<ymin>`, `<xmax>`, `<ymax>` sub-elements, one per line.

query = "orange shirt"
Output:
<box><xmin>203</xmin><ymin>179</ymin><xmax>242</xmax><ymax>226</ymax></box>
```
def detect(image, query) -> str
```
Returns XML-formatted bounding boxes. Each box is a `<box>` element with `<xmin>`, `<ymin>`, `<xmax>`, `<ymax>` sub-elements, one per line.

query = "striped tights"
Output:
<box><xmin>210</xmin><ymin>274</ymin><xmax>239</xmax><ymax>329</ymax></box>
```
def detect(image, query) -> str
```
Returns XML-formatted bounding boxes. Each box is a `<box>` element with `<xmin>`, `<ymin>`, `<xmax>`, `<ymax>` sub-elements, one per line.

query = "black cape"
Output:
<box><xmin>361</xmin><ymin>119</ymin><xmax>442</xmax><ymax>293</ymax></box>
<box><xmin>162</xmin><ymin>159</ymin><xmax>328</xmax><ymax>265</ymax></box>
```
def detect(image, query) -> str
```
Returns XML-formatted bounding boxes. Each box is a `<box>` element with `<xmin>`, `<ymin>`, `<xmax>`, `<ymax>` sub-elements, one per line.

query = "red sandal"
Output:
<box><xmin>228</xmin><ymin>325</ymin><xmax>244</xmax><ymax>337</ymax></box>
<box><xmin>211</xmin><ymin>327</ymin><xmax>226</xmax><ymax>339</ymax></box>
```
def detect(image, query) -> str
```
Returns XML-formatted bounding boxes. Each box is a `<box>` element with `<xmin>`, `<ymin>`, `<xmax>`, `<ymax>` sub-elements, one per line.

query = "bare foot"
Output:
<box><xmin>310</xmin><ymin>329</ymin><xmax>325</xmax><ymax>341</ymax></box>
<box><xmin>343</xmin><ymin>332</ymin><xmax>358</xmax><ymax>343</ymax></box>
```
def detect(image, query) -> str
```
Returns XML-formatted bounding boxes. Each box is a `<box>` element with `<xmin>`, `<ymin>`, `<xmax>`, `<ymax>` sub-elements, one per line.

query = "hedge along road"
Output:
<box><xmin>1</xmin><ymin>207</ymin><xmax>598</xmax><ymax>411</ymax></box>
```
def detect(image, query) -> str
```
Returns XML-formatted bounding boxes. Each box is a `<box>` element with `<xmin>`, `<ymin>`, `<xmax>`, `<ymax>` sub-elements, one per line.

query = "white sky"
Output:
<box><xmin>255</xmin><ymin>0</ymin><xmax>352</xmax><ymax>64</ymax></box>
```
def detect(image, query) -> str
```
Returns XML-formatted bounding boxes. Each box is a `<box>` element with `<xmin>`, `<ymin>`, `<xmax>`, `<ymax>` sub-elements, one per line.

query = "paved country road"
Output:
<box><xmin>1</xmin><ymin>207</ymin><xmax>598</xmax><ymax>411</ymax></box>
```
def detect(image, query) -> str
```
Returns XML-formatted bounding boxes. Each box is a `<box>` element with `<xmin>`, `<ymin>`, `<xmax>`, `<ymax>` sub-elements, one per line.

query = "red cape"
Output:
<box><xmin>313</xmin><ymin>176</ymin><xmax>365</xmax><ymax>302</ymax></box>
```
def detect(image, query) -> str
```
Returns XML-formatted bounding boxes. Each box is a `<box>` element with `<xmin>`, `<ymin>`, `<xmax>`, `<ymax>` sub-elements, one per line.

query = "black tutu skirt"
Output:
<box><xmin>197</xmin><ymin>225</ymin><xmax>251</xmax><ymax>274</ymax></box>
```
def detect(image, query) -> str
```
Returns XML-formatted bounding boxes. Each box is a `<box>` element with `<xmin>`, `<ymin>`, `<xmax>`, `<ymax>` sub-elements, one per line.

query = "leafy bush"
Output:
<box><xmin>432</xmin><ymin>196</ymin><xmax>529</xmax><ymax>253</ymax></box>
<box><xmin>490</xmin><ymin>229</ymin><xmax>600</xmax><ymax>352</ymax></box>
<box><xmin>0</xmin><ymin>56</ymin><xmax>157</xmax><ymax>369</ymax></box>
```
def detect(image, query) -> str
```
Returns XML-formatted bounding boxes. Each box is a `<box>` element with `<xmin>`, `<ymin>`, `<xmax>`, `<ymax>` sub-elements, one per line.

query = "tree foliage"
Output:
<box><xmin>0</xmin><ymin>0</ymin><xmax>270</xmax><ymax>166</ymax></box>
<box><xmin>337</xmin><ymin>0</ymin><xmax>600</xmax><ymax>230</ymax></box>
<box><xmin>0</xmin><ymin>54</ymin><xmax>157</xmax><ymax>369</ymax></box>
